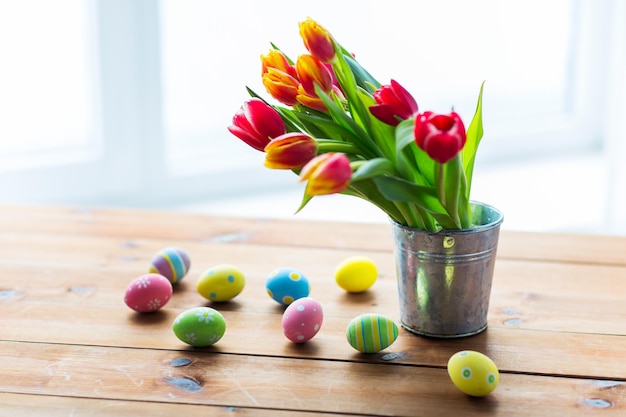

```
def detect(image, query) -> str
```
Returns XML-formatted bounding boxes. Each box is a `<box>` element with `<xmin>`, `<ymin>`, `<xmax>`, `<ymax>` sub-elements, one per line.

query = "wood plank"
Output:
<box><xmin>2</xmin><ymin>231</ymin><xmax>626</xmax><ymax>335</ymax></box>
<box><xmin>1</xmin><ymin>341</ymin><xmax>624</xmax><ymax>416</ymax></box>
<box><xmin>1</xmin><ymin>230</ymin><xmax>626</xmax><ymax>304</ymax></box>
<box><xmin>1</xmin><ymin>205</ymin><xmax>626</xmax><ymax>265</ymax></box>
<box><xmin>1</xmin><ymin>299</ymin><xmax>626</xmax><ymax>381</ymax></box>
<box><xmin>0</xmin><ymin>392</ymin><xmax>328</xmax><ymax>417</ymax></box>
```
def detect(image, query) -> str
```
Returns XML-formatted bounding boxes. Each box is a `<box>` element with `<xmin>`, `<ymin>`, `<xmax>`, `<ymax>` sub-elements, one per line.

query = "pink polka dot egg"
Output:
<box><xmin>124</xmin><ymin>273</ymin><xmax>172</xmax><ymax>313</ymax></box>
<box><xmin>281</xmin><ymin>297</ymin><xmax>323</xmax><ymax>343</ymax></box>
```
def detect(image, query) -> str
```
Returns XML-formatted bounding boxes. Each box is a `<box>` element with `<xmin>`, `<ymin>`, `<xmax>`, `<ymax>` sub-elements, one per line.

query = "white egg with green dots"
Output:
<box><xmin>447</xmin><ymin>350</ymin><xmax>500</xmax><ymax>396</ymax></box>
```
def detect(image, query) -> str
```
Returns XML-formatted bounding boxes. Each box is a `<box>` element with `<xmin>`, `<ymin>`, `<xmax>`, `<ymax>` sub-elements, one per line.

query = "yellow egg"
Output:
<box><xmin>197</xmin><ymin>264</ymin><xmax>245</xmax><ymax>302</ymax></box>
<box><xmin>447</xmin><ymin>350</ymin><xmax>499</xmax><ymax>397</ymax></box>
<box><xmin>334</xmin><ymin>256</ymin><xmax>378</xmax><ymax>293</ymax></box>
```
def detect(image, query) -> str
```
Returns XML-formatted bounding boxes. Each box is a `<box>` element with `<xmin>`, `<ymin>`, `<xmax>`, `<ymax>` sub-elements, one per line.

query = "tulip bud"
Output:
<box><xmin>264</xmin><ymin>132</ymin><xmax>318</xmax><ymax>169</ymax></box>
<box><xmin>262</xmin><ymin>68</ymin><xmax>300</xmax><ymax>106</ymax></box>
<box><xmin>414</xmin><ymin>111</ymin><xmax>467</xmax><ymax>164</ymax></box>
<box><xmin>261</xmin><ymin>49</ymin><xmax>297</xmax><ymax>78</ymax></box>
<box><xmin>299</xmin><ymin>153</ymin><xmax>352</xmax><ymax>196</ymax></box>
<box><xmin>299</xmin><ymin>17</ymin><xmax>336</xmax><ymax>63</ymax></box>
<box><xmin>296</xmin><ymin>54</ymin><xmax>334</xmax><ymax>97</ymax></box>
<box><xmin>369</xmin><ymin>80</ymin><xmax>419</xmax><ymax>126</ymax></box>
<box><xmin>227</xmin><ymin>98</ymin><xmax>286</xmax><ymax>151</ymax></box>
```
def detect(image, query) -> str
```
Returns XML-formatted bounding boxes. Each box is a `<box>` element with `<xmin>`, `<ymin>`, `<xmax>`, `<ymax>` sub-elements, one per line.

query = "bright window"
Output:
<box><xmin>0</xmin><ymin>0</ymin><xmax>95</xmax><ymax>169</ymax></box>
<box><xmin>0</xmin><ymin>0</ymin><xmax>622</xmax><ymax>234</ymax></box>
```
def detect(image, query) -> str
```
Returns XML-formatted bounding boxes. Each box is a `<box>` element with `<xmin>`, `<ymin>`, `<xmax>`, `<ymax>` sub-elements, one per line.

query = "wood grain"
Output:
<box><xmin>1</xmin><ymin>341</ymin><xmax>624</xmax><ymax>416</ymax></box>
<box><xmin>1</xmin><ymin>205</ymin><xmax>625</xmax><ymax>416</ymax></box>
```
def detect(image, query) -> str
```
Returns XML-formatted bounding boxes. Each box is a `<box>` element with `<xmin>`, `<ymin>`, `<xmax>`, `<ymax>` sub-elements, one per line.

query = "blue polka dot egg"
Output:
<box><xmin>266</xmin><ymin>267</ymin><xmax>310</xmax><ymax>305</ymax></box>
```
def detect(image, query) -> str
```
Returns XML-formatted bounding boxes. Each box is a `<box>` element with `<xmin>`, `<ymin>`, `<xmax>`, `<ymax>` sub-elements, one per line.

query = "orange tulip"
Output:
<box><xmin>300</xmin><ymin>153</ymin><xmax>352</xmax><ymax>196</ymax></box>
<box><xmin>294</xmin><ymin>54</ymin><xmax>337</xmax><ymax>110</ymax></box>
<box><xmin>296</xmin><ymin>54</ymin><xmax>333</xmax><ymax>97</ymax></box>
<box><xmin>261</xmin><ymin>49</ymin><xmax>297</xmax><ymax>78</ymax></box>
<box><xmin>299</xmin><ymin>17</ymin><xmax>336</xmax><ymax>63</ymax></box>
<box><xmin>262</xmin><ymin>67</ymin><xmax>300</xmax><ymax>106</ymax></box>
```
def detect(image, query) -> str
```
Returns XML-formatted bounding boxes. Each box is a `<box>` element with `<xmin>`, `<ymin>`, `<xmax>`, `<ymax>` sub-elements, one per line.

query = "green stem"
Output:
<box><xmin>436</xmin><ymin>162</ymin><xmax>445</xmax><ymax>205</ymax></box>
<box><xmin>317</xmin><ymin>141</ymin><xmax>361</xmax><ymax>155</ymax></box>
<box><xmin>445</xmin><ymin>155</ymin><xmax>462</xmax><ymax>228</ymax></box>
<box><xmin>344</xmin><ymin>181</ymin><xmax>405</xmax><ymax>223</ymax></box>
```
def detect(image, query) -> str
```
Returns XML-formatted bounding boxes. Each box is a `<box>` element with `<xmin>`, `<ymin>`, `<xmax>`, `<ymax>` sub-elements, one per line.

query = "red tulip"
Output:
<box><xmin>264</xmin><ymin>132</ymin><xmax>318</xmax><ymax>169</ymax></box>
<box><xmin>299</xmin><ymin>152</ymin><xmax>352</xmax><ymax>196</ymax></box>
<box><xmin>227</xmin><ymin>98</ymin><xmax>286</xmax><ymax>151</ymax></box>
<box><xmin>414</xmin><ymin>111</ymin><xmax>466</xmax><ymax>163</ymax></box>
<box><xmin>369</xmin><ymin>80</ymin><xmax>419</xmax><ymax>126</ymax></box>
<box><xmin>299</xmin><ymin>17</ymin><xmax>336</xmax><ymax>63</ymax></box>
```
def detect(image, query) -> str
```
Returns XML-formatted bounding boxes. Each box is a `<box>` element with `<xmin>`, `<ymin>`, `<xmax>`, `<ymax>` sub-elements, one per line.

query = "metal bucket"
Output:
<box><xmin>391</xmin><ymin>202</ymin><xmax>504</xmax><ymax>338</ymax></box>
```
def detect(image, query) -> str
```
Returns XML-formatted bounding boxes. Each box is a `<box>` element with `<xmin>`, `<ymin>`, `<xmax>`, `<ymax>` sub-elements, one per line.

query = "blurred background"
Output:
<box><xmin>0</xmin><ymin>0</ymin><xmax>624</xmax><ymax>234</ymax></box>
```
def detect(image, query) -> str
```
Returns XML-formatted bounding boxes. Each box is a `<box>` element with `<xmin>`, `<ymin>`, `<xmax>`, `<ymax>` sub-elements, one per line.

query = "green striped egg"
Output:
<box><xmin>346</xmin><ymin>313</ymin><xmax>399</xmax><ymax>353</ymax></box>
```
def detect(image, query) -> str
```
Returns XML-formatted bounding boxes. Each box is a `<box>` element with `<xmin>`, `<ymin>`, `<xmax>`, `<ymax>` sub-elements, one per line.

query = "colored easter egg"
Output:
<box><xmin>172</xmin><ymin>307</ymin><xmax>226</xmax><ymax>347</ymax></box>
<box><xmin>447</xmin><ymin>350</ymin><xmax>500</xmax><ymax>397</ymax></box>
<box><xmin>334</xmin><ymin>256</ymin><xmax>378</xmax><ymax>293</ymax></box>
<box><xmin>124</xmin><ymin>273</ymin><xmax>173</xmax><ymax>313</ymax></box>
<box><xmin>346</xmin><ymin>313</ymin><xmax>399</xmax><ymax>353</ymax></box>
<box><xmin>148</xmin><ymin>247</ymin><xmax>191</xmax><ymax>284</ymax></box>
<box><xmin>197</xmin><ymin>264</ymin><xmax>246</xmax><ymax>302</ymax></box>
<box><xmin>266</xmin><ymin>267</ymin><xmax>310</xmax><ymax>305</ymax></box>
<box><xmin>282</xmin><ymin>297</ymin><xmax>324</xmax><ymax>343</ymax></box>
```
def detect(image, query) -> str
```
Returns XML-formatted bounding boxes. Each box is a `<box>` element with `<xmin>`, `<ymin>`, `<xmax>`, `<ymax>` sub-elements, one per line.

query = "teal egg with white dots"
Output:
<box><xmin>197</xmin><ymin>264</ymin><xmax>246</xmax><ymax>302</ymax></box>
<box><xmin>266</xmin><ymin>267</ymin><xmax>310</xmax><ymax>305</ymax></box>
<box><xmin>172</xmin><ymin>307</ymin><xmax>226</xmax><ymax>347</ymax></box>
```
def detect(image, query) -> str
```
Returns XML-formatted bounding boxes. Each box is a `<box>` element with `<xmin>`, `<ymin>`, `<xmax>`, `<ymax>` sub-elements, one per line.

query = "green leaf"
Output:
<box><xmin>462</xmin><ymin>81</ymin><xmax>485</xmax><ymax>195</ymax></box>
<box><xmin>343</xmin><ymin>54</ymin><xmax>381</xmax><ymax>93</ymax></box>
<box><xmin>295</xmin><ymin>192</ymin><xmax>313</xmax><ymax>214</ymax></box>
<box><xmin>351</xmin><ymin>158</ymin><xmax>394</xmax><ymax>182</ymax></box>
<box><xmin>330</xmin><ymin>51</ymin><xmax>378</xmax><ymax>146</ymax></box>
<box><xmin>442</xmin><ymin>155</ymin><xmax>462</xmax><ymax>226</ymax></box>
<box><xmin>315</xmin><ymin>86</ymin><xmax>380</xmax><ymax>158</ymax></box>
<box><xmin>373</xmin><ymin>176</ymin><xmax>445</xmax><ymax>214</ymax></box>
<box><xmin>395</xmin><ymin>119</ymin><xmax>415</xmax><ymax>152</ymax></box>
<box><xmin>394</xmin><ymin>119</ymin><xmax>435</xmax><ymax>186</ymax></box>
<box><xmin>289</xmin><ymin>110</ymin><xmax>356</xmax><ymax>141</ymax></box>
<box><xmin>356</xmin><ymin>88</ymin><xmax>396</xmax><ymax>160</ymax></box>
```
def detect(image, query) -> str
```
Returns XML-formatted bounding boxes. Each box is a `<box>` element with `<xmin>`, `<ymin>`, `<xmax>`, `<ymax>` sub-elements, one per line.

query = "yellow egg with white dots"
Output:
<box><xmin>447</xmin><ymin>350</ymin><xmax>499</xmax><ymax>397</ymax></box>
<box><xmin>334</xmin><ymin>256</ymin><xmax>378</xmax><ymax>293</ymax></box>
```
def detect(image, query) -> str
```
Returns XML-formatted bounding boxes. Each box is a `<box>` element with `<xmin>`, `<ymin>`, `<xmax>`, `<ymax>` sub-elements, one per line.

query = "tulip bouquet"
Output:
<box><xmin>228</xmin><ymin>18</ymin><xmax>485</xmax><ymax>231</ymax></box>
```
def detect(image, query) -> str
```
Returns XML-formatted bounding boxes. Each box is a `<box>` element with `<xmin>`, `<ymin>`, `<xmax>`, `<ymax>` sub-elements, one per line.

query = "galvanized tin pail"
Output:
<box><xmin>391</xmin><ymin>202</ymin><xmax>504</xmax><ymax>338</ymax></box>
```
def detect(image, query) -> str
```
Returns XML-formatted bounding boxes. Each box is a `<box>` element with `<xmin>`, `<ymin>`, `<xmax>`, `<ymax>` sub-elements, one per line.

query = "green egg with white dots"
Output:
<box><xmin>197</xmin><ymin>264</ymin><xmax>246</xmax><ymax>302</ymax></box>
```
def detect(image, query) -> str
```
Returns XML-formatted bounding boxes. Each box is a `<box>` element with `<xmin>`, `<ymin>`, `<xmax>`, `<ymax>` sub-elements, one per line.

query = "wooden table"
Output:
<box><xmin>0</xmin><ymin>205</ymin><xmax>625</xmax><ymax>416</ymax></box>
